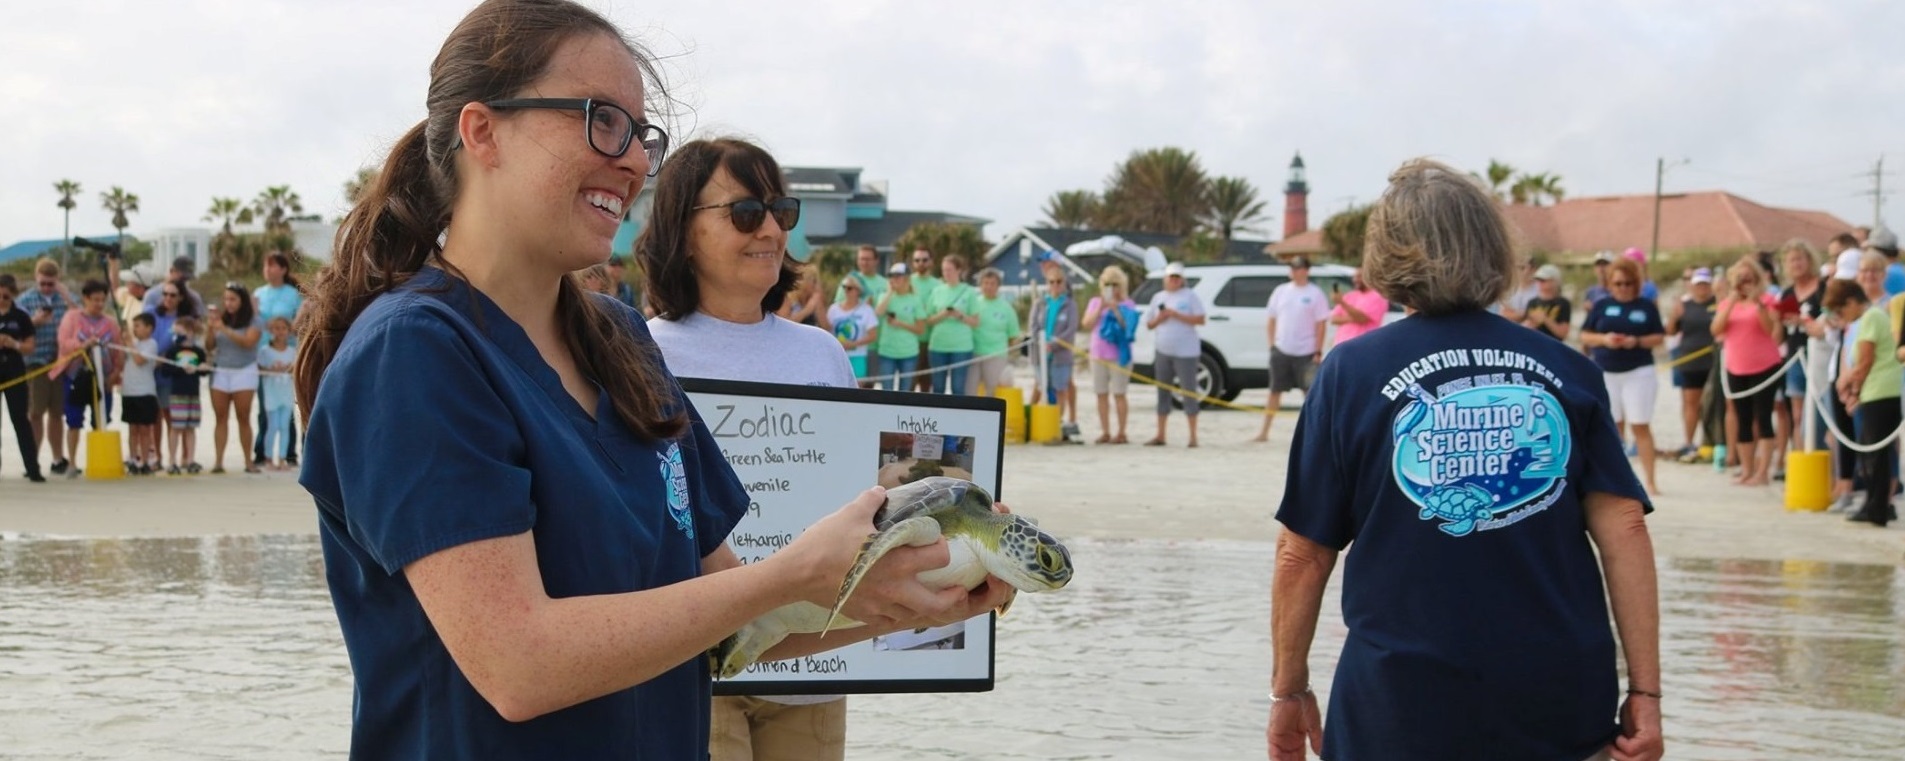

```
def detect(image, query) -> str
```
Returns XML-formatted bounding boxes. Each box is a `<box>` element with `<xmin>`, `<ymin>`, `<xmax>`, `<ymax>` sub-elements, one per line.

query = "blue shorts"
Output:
<box><xmin>1783</xmin><ymin>357</ymin><xmax>1807</xmax><ymax>397</ymax></box>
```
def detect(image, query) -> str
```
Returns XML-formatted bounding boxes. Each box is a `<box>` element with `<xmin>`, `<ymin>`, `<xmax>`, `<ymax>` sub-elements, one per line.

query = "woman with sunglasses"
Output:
<box><xmin>638</xmin><ymin>136</ymin><xmax>1012</xmax><ymax>761</ymax></box>
<box><xmin>147</xmin><ymin>280</ymin><xmax>194</xmax><ymax>474</ymax></box>
<box><xmin>295</xmin><ymin>6</ymin><xmax>993</xmax><ymax>759</ymax></box>
<box><xmin>1709</xmin><ymin>258</ymin><xmax>1785</xmax><ymax>486</ymax></box>
<box><xmin>1581</xmin><ymin>257</ymin><xmax>1666</xmax><ymax>495</ymax></box>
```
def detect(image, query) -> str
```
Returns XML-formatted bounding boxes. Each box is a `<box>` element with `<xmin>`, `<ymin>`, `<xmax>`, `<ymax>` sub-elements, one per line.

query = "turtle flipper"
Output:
<box><xmin>822</xmin><ymin>515</ymin><xmax>943</xmax><ymax>635</ymax></box>
<box><xmin>709</xmin><ymin>621</ymin><xmax>777</xmax><ymax>679</ymax></box>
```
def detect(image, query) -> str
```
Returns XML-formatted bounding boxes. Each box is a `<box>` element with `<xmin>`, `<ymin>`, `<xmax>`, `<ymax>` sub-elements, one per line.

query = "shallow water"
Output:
<box><xmin>1</xmin><ymin>536</ymin><xmax>1901</xmax><ymax>759</ymax></box>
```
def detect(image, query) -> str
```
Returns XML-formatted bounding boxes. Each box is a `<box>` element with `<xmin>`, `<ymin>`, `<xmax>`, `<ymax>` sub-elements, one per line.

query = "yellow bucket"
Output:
<box><xmin>1029</xmin><ymin>404</ymin><xmax>1061</xmax><ymax>444</ymax></box>
<box><xmin>995</xmin><ymin>388</ymin><xmax>1027</xmax><ymax>443</ymax></box>
<box><xmin>1783</xmin><ymin>450</ymin><xmax>1830</xmax><ymax>512</ymax></box>
<box><xmin>85</xmin><ymin>430</ymin><xmax>125</xmax><ymax>480</ymax></box>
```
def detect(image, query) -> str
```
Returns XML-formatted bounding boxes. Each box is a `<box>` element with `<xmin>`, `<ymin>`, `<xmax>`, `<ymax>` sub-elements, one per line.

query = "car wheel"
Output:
<box><xmin>1197</xmin><ymin>351</ymin><xmax>1230</xmax><ymax>408</ymax></box>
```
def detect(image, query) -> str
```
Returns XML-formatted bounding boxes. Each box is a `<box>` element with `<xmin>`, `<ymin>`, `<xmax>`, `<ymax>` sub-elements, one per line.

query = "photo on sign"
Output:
<box><xmin>871</xmin><ymin>430</ymin><xmax>978</xmax><ymax>652</ymax></box>
<box><xmin>875</xmin><ymin>431</ymin><xmax>976</xmax><ymax>489</ymax></box>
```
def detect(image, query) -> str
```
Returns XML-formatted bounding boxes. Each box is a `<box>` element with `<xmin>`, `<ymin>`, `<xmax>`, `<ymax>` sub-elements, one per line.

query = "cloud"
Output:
<box><xmin>3</xmin><ymin>0</ymin><xmax>1900</xmax><ymax>249</ymax></box>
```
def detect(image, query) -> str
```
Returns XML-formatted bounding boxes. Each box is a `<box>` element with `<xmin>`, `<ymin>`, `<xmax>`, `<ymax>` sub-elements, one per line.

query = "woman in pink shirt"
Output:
<box><xmin>1328</xmin><ymin>269</ymin><xmax>1388</xmax><ymax>347</ymax></box>
<box><xmin>1709</xmin><ymin>258</ymin><xmax>1784</xmax><ymax>486</ymax></box>
<box><xmin>53</xmin><ymin>279</ymin><xmax>122</xmax><ymax>477</ymax></box>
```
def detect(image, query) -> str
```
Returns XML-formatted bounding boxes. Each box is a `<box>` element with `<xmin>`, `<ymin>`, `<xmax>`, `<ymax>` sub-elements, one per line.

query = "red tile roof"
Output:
<box><xmin>1264</xmin><ymin>228</ymin><xmax>1325</xmax><ymax>255</ymax></box>
<box><xmin>1499</xmin><ymin>191</ymin><xmax>1852</xmax><ymax>258</ymax></box>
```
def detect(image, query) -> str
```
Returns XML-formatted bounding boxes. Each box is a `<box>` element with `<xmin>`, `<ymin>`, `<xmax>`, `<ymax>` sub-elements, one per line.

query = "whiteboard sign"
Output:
<box><xmin>679</xmin><ymin>378</ymin><xmax>1006</xmax><ymax>695</ymax></box>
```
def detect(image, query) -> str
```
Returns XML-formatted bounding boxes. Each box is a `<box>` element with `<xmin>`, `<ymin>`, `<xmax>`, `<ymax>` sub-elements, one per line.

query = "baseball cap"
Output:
<box><xmin>1868</xmin><ymin>226</ymin><xmax>1899</xmax><ymax>253</ymax></box>
<box><xmin>118</xmin><ymin>269</ymin><xmax>148</xmax><ymax>287</ymax></box>
<box><xmin>887</xmin><ymin>262</ymin><xmax>909</xmax><ymax>277</ymax></box>
<box><xmin>1689</xmin><ymin>267</ymin><xmax>1713</xmax><ymax>284</ymax></box>
<box><xmin>1593</xmin><ymin>250</ymin><xmax>1615</xmax><ymax>264</ymax></box>
<box><xmin>171</xmin><ymin>255</ymin><xmax>196</xmax><ymax>276</ymax></box>
<box><xmin>1534</xmin><ymin>264</ymin><xmax>1562</xmax><ymax>281</ymax></box>
<box><xmin>1622</xmin><ymin>247</ymin><xmax>1647</xmax><ymax>263</ymax></box>
<box><xmin>1162</xmin><ymin>262</ymin><xmax>1186</xmax><ymax>277</ymax></box>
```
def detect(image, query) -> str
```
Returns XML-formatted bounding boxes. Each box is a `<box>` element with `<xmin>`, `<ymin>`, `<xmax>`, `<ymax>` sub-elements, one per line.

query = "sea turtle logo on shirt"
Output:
<box><xmin>659</xmin><ymin>442</ymin><xmax>694</xmax><ymax>539</ymax></box>
<box><xmin>834</xmin><ymin>319</ymin><xmax>862</xmax><ymax>344</ymax></box>
<box><xmin>1391</xmin><ymin>382</ymin><xmax>1571</xmax><ymax>537</ymax></box>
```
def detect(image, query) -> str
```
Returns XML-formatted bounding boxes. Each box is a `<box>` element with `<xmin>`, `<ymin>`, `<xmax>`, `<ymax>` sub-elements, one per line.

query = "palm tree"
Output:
<box><xmin>1041</xmin><ymin>190</ymin><xmax>1101</xmax><ymax>230</ymax></box>
<box><xmin>1508</xmin><ymin>172</ymin><xmax>1566</xmax><ymax>206</ymax></box>
<box><xmin>1484</xmin><ymin>160</ymin><xmax>1516</xmax><ymax>201</ymax></box>
<box><xmin>203</xmin><ymin>197</ymin><xmax>253</xmax><ymax>271</ymax></box>
<box><xmin>1203</xmin><ymin>176</ymin><xmax>1268</xmax><ymax>241</ymax></box>
<box><xmin>343</xmin><ymin>167</ymin><xmax>379</xmax><ymax>207</ymax></box>
<box><xmin>1099</xmin><ymin>147</ymin><xmax>1211</xmax><ymax>236</ymax></box>
<box><xmin>252</xmin><ymin>185</ymin><xmax>305</xmax><ymax>235</ymax></box>
<box><xmin>99</xmin><ymin>186</ymin><xmax>140</xmax><ymax>253</ymax></box>
<box><xmin>54</xmin><ymin>179</ymin><xmax>81</xmax><ymax>271</ymax></box>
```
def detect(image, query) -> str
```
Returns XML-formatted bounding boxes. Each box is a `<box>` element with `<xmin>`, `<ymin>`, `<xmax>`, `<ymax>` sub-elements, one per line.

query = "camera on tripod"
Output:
<box><xmin>71</xmin><ymin>236</ymin><xmax>123</xmax><ymax>271</ymax></box>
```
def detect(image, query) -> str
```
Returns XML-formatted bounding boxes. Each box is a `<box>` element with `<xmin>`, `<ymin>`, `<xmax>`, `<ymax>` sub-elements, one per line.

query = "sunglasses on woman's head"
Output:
<box><xmin>692</xmin><ymin>197</ymin><xmax>801</xmax><ymax>234</ymax></box>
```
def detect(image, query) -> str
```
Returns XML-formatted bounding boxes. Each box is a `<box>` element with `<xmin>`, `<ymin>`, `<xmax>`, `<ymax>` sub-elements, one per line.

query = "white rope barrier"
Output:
<box><xmin>105</xmin><ymin>343</ymin><xmax>294</xmax><ymax>378</ymax></box>
<box><xmin>1804</xmin><ymin>371</ymin><xmax>1905</xmax><ymax>454</ymax></box>
<box><xmin>1717</xmin><ymin>349</ymin><xmax>1804</xmax><ymax>401</ymax></box>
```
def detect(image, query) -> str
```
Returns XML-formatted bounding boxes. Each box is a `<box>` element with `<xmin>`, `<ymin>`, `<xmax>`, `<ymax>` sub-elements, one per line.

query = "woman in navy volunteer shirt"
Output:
<box><xmin>1268</xmin><ymin>159</ymin><xmax>1663</xmax><ymax>761</ymax></box>
<box><xmin>1580</xmin><ymin>257</ymin><xmax>1666</xmax><ymax>495</ymax></box>
<box><xmin>294</xmin><ymin>3</ymin><xmax>986</xmax><ymax>758</ymax></box>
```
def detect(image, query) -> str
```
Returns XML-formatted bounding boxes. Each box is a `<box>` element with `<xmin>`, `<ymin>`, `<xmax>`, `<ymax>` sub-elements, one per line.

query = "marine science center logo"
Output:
<box><xmin>1391</xmin><ymin>382</ymin><xmax>1571</xmax><ymax>537</ymax></box>
<box><xmin>659</xmin><ymin>442</ymin><xmax>695</xmax><ymax>539</ymax></box>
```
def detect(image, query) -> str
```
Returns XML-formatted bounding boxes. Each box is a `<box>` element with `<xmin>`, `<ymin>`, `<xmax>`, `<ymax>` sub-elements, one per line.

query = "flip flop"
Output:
<box><xmin>1143</xmin><ymin>439</ymin><xmax>1166</xmax><ymax>446</ymax></box>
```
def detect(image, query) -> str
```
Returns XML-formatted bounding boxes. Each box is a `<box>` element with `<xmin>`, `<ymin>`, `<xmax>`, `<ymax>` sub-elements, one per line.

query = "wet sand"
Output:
<box><xmin>2</xmin><ymin>374</ymin><xmax>1899</xmax><ymax>567</ymax></box>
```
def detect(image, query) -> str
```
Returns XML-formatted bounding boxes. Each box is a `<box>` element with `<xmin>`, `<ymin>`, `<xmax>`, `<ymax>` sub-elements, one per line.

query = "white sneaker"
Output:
<box><xmin>1829</xmin><ymin>493</ymin><xmax>1862</xmax><ymax>513</ymax></box>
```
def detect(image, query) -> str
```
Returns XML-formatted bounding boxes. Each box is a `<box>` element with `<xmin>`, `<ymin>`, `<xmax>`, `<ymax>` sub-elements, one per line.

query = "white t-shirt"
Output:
<box><xmin>121</xmin><ymin>337</ymin><xmax>159</xmax><ymax>397</ymax></box>
<box><xmin>644</xmin><ymin>309</ymin><xmax>852</xmax><ymax>707</ymax></box>
<box><xmin>1266</xmin><ymin>282</ymin><xmax>1331</xmax><ymax>356</ymax></box>
<box><xmin>646</xmin><ymin>312</ymin><xmax>855</xmax><ymax>387</ymax></box>
<box><xmin>1147</xmin><ymin>288</ymin><xmax>1206</xmax><ymax>359</ymax></box>
<box><xmin>826</xmin><ymin>303</ymin><xmax>880</xmax><ymax>359</ymax></box>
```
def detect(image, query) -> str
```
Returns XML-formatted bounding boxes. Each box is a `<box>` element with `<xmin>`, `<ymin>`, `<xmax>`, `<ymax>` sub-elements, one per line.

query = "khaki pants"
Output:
<box><xmin>26</xmin><ymin>370</ymin><xmax>61</xmax><ymax>417</ymax></box>
<box><xmin>709</xmin><ymin>695</ymin><xmax>845</xmax><ymax>761</ymax></box>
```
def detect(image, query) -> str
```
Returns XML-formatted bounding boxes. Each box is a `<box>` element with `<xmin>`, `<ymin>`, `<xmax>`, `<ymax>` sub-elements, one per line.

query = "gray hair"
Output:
<box><xmin>1363</xmin><ymin>158</ymin><xmax>1515</xmax><ymax>316</ymax></box>
<box><xmin>977</xmin><ymin>267</ymin><xmax>1004</xmax><ymax>282</ymax></box>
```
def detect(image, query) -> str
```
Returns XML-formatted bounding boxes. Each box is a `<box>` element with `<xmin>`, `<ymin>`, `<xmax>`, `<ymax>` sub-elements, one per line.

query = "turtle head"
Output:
<box><xmin>990</xmin><ymin>520</ymin><xmax>1073</xmax><ymax>592</ymax></box>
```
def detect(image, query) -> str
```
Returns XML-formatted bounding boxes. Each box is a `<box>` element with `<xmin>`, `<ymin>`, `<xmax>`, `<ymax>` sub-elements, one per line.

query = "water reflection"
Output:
<box><xmin>0</xmin><ymin>535</ymin><xmax>1900</xmax><ymax>759</ymax></box>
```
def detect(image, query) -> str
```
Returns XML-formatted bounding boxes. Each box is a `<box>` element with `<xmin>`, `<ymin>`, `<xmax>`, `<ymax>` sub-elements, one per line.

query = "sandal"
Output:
<box><xmin>211</xmin><ymin>466</ymin><xmax>226</xmax><ymax>475</ymax></box>
<box><xmin>244</xmin><ymin>466</ymin><xmax>262</xmax><ymax>475</ymax></box>
<box><xmin>1111</xmin><ymin>435</ymin><xmax>1129</xmax><ymax>444</ymax></box>
<box><xmin>1094</xmin><ymin>434</ymin><xmax>1112</xmax><ymax>444</ymax></box>
<box><xmin>1143</xmin><ymin>439</ymin><xmax>1166</xmax><ymax>446</ymax></box>
<box><xmin>186</xmin><ymin>462</ymin><xmax>203</xmax><ymax>475</ymax></box>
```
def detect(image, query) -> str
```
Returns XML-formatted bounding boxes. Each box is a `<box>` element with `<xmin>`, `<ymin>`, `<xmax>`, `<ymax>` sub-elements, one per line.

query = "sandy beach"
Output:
<box><xmin>3</xmin><ymin>375</ymin><xmax>1900</xmax><ymax>567</ymax></box>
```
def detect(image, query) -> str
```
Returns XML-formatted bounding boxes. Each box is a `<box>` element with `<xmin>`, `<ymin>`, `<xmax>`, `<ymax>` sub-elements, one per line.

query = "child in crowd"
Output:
<box><xmin>574</xmin><ymin>264</ymin><xmax>614</xmax><ymax>296</ymax></box>
<box><xmin>161</xmin><ymin>315</ymin><xmax>211</xmax><ymax>475</ymax></box>
<box><xmin>257</xmin><ymin>316</ymin><xmax>297</xmax><ymax>471</ymax></box>
<box><xmin>121</xmin><ymin>313</ymin><xmax>162</xmax><ymax>475</ymax></box>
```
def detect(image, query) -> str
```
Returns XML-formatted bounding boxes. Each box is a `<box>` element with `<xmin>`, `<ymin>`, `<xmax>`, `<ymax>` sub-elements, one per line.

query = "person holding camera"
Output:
<box><xmin>871</xmin><ymin>263</ymin><xmax>926</xmax><ymax>391</ymax></box>
<box><xmin>205</xmin><ymin>283</ymin><xmax>263</xmax><ymax>474</ymax></box>
<box><xmin>17</xmin><ymin>258</ymin><xmax>77</xmax><ymax>475</ymax></box>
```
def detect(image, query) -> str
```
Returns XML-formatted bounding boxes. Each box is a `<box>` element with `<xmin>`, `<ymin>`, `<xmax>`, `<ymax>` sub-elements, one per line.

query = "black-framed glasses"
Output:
<box><xmin>692</xmin><ymin>197</ymin><xmax>801</xmax><ymax>234</ymax></box>
<box><xmin>484</xmin><ymin>98</ymin><xmax>669</xmax><ymax>176</ymax></box>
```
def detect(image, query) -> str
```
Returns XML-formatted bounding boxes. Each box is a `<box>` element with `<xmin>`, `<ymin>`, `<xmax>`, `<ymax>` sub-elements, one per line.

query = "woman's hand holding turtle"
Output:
<box><xmin>770</xmin><ymin>487</ymin><xmax>962</xmax><ymax>627</ymax></box>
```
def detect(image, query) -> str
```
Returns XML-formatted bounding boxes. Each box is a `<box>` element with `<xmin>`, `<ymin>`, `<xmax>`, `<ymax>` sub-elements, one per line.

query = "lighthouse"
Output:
<box><xmin>1283</xmin><ymin>152</ymin><xmax>1309</xmax><ymax>240</ymax></box>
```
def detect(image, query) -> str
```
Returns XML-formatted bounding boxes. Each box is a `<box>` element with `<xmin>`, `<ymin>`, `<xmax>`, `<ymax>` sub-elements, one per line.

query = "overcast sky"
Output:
<box><xmin>4</xmin><ymin>0</ymin><xmax>1902</xmax><ymax>248</ymax></box>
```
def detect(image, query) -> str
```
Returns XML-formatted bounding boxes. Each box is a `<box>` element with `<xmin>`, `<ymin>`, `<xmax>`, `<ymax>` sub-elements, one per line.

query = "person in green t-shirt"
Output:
<box><xmin>971</xmin><ymin>267</ymin><xmax>1022</xmax><ymax>397</ymax></box>
<box><xmin>907</xmin><ymin>248</ymin><xmax>944</xmax><ymax>392</ymax></box>
<box><xmin>1825</xmin><ymin>277</ymin><xmax>1899</xmax><ymax>527</ymax></box>
<box><xmin>921</xmin><ymin>254</ymin><xmax>981</xmax><ymax>395</ymax></box>
<box><xmin>833</xmin><ymin>244</ymin><xmax>888</xmax><ymax>306</ymax></box>
<box><xmin>872</xmin><ymin>263</ymin><xmax>927</xmax><ymax>391</ymax></box>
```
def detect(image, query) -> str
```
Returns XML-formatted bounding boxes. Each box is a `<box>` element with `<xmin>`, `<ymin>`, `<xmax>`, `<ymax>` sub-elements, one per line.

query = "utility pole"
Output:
<box><xmin>1650</xmin><ymin>157</ymin><xmax>1689</xmax><ymax>259</ymax></box>
<box><xmin>1645</xmin><ymin>158</ymin><xmax>1661</xmax><ymax>259</ymax></box>
<box><xmin>1872</xmin><ymin>155</ymin><xmax>1885</xmax><ymax>227</ymax></box>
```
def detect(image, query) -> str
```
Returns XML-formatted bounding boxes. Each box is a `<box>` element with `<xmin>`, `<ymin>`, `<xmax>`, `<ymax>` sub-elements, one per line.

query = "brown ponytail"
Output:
<box><xmin>295</xmin><ymin>0</ymin><xmax>684</xmax><ymax>441</ymax></box>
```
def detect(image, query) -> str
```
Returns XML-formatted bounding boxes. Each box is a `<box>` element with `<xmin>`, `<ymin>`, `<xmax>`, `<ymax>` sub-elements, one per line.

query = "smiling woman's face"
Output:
<box><xmin>687</xmin><ymin>167</ymin><xmax>789</xmax><ymax>306</ymax></box>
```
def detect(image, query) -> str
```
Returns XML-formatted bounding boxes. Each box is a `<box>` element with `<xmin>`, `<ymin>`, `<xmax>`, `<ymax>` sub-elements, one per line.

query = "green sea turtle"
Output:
<box><xmin>709</xmin><ymin>476</ymin><xmax>1073</xmax><ymax>679</ymax></box>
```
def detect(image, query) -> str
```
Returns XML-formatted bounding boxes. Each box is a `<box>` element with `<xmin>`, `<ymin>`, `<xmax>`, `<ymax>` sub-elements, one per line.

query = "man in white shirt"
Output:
<box><xmin>1253</xmin><ymin>256</ymin><xmax>1331</xmax><ymax>442</ymax></box>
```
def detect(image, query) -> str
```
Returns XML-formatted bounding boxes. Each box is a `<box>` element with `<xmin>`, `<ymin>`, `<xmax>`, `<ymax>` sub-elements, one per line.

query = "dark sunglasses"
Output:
<box><xmin>480</xmin><ymin>97</ymin><xmax>669</xmax><ymax>177</ymax></box>
<box><xmin>692</xmin><ymin>197</ymin><xmax>801</xmax><ymax>234</ymax></box>
<box><xmin>1609</xmin><ymin>279</ymin><xmax>1637</xmax><ymax>287</ymax></box>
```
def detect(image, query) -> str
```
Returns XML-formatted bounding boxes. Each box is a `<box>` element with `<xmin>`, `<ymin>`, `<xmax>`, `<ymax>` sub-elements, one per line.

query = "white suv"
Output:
<box><xmin>1127</xmin><ymin>263</ymin><xmax>1405</xmax><ymax>403</ymax></box>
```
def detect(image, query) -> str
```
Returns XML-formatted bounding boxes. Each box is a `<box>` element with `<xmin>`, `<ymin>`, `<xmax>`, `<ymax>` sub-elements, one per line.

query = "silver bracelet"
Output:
<box><xmin>1269</xmin><ymin>686</ymin><xmax>1313</xmax><ymax>703</ymax></box>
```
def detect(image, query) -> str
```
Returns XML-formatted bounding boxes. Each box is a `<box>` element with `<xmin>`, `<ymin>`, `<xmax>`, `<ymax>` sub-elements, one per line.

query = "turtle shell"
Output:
<box><xmin>875</xmin><ymin>476</ymin><xmax>991</xmax><ymax>528</ymax></box>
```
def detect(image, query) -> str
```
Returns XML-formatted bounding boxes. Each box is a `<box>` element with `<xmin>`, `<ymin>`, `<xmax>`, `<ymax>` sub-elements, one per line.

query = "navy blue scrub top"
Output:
<box><xmin>301</xmin><ymin>267</ymin><xmax>747</xmax><ymax>760</ymax></box>
<box><xmin>1276</xmin><ymin>309</ymin><xmax>1651</xmax><ymax>761</ymax></box>
<box><xmin>1582</xmin><ymin>296</ymin><xmax>1664</xmax><ymax>373</ymax></box>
